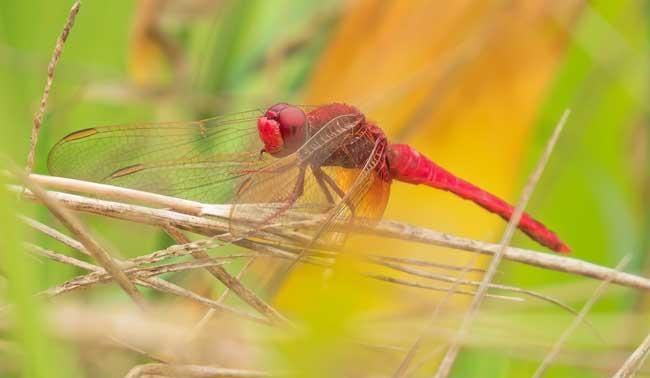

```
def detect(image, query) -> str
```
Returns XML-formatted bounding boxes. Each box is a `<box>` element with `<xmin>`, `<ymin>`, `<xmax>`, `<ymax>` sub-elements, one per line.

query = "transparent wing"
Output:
<box><xmin>48</xmin><ymin>107</ymin><xmax>391</xmax><ymax>249</ymax></box>
<box><xmin>47</xmin><ymin>110</ymin><xmax>272</xmax><ymax>203</ymax></box>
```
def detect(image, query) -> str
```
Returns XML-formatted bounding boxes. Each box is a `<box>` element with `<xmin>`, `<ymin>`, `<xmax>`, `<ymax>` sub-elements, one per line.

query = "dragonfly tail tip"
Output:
<box><xmin>555</xmin><ymin>243</ymin><xmax>571</xmax><ymax>254</ymax></box>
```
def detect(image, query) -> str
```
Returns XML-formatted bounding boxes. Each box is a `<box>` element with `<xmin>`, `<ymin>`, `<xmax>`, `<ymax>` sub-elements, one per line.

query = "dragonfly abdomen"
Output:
<box><xmin>386</xmin><ymin>143</ymin><xmax>570</xmax><ymax>253</ymax></box>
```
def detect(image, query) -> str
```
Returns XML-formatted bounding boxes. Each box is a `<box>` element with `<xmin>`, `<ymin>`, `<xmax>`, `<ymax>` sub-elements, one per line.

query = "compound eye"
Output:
<box><xmin>278</xmin><ymin>106</ymin><xmax>306</xmax><ymax>130</ymax></box>
<box><xmin>266</xmin><ymin>103</ymin><xmax>289</xmax><ymax>118</ymax></box>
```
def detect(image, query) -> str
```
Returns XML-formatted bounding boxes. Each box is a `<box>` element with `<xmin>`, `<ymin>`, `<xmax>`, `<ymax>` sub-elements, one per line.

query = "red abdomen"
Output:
<box><xmin>386</xmin><ymin>144</ymin><xmax>570</xmax><ymax>253</ymax></box>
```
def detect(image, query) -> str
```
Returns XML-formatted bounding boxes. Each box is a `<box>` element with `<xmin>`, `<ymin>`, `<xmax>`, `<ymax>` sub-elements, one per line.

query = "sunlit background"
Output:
<box><xmin>1</xmin><ymin>1</ymin><xmax>648</xmax><ymax>377</ymax></box>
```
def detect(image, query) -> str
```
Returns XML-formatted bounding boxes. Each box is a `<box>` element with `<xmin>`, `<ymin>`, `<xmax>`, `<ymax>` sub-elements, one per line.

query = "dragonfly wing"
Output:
<box><xmin>297</xmin><ymin>113</ymin><xmax>364</xmax><ymax>165</ymax></box>
<box><xmin>47</xmin><ymin>111</ymin><xmax>274</xmax><ymax>203</ymax></box>
<box><xmin>103</xmin><ymin>158</ymin><xmax>269</xmax><ymax>204</ymax></box>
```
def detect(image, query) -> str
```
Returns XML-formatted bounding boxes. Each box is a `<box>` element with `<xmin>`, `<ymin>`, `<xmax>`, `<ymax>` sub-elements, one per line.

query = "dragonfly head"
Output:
<box><xmin>257</xmin><ymin>103</ymin><xmax>307</xmax><ymax>157</ymax></box>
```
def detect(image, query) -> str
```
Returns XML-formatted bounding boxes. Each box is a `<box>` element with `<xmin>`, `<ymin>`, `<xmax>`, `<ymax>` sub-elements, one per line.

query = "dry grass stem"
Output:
<box><xmin>19</xmin><ymin>196</ymin><xmax>591</xmax><ymax>322</ymax></box>
<box><xmin>25</xmin><ymin>243</ymin><xmax>98</xmax><ymax>272</ymax></box>
<box><xmin>26</xmin><ymin>220</ymin><xmax>534</xmax><ymax>310</ymax></box>
<box><xmin>19</xmin><ymin>172</ymin><xmax>147</xmax><ymax>309</ymax></box>
<box><xmin>42</xmin><ymin>258</ymin><xmax>228</xmax><ymax>296</ymax></box>
<box><xmin>392</xmin><ymin>275</ymin><xmax>464</xmax><ymax>378</ymax></box>
<box><xmin>108</xmin><ymin>336</ymin><xmax>171</xmax><ymax>363</ymax></box>
<box><xmin>25</xmin><ymin>225</ymin><xmax>511</xmax><ymax>320</ymax></box>
<box><xmin>434</xmin><ymin>109</ymin><xmax>570</xmax><ymax>378</ymax></box>
<box><xmin>370</xmin><ymin>219</ymin><xmax>650</xmax><ymax>290</ymax></box>
<box><xmin>13</xmin><ymin>183</ymin><xmax>650</xmax><ymax>291</ymax></box>
<box><xmin>133</xmin><ymin>273</ymin><xmax>270</xmax><ymax>325</ymax></box>
<box><xmin>37</xmin><ymin>250</ymin><xmax>270</xmax><ymax>325</ymax></box>
<box><xmin>25</xmin><ymin>1</ymin><xmax>81</xmax><ymax>174</ymax></box>
<box><xmin>123</xmin><ymin>363</ymin><xmax>271</xmax><ymax>378</ymax></box>
<box><xmin>162</xmin><ymin>225</ymin><xmax>291</xmax><ymax>326</ymax></box>
<box><xmin>190</xmin><ymin>257</ymin><xmax>255</xmax><ymax>340</ymax></box>
<box><xmin>613</xmin><ymin>332</ymin><xmax>650</xmax><ymax>378</ymax></box>
<box><xmin>533</xmin><ymin>255</ymin><xmax>631</xmax><ymax>378</ymax></box>
<box><xmin>29</xmin><ymin>173</ymin><xmax>205</xmax><ymax>215</ymax></box>
<box><xmin>366</xmin><ymin>274</ymin><xmax>523</xmax><ymax>302</ymax></box>
<box><xmin>372</xmin><ymin>255</ymin><xmax>485</xmax><ymax>273</ymax></box>
<box><xmin>372</xmin><ymin>259</ymin><xmax>583</xmax><ymax>318</ymax></box>
<box><xmin>20</xmin><ymin>215</ymin><xmax>88</xmax><ymax>255</ymax></box>
<box><xmin>24</xmin><ymin>212</ymin><xmax>557</xmax><ymax>328</ymax></box>
<box><xmin>21</xmin><ymin>216</ymin><xmax>269</xmax><ymax>325</ymax></box>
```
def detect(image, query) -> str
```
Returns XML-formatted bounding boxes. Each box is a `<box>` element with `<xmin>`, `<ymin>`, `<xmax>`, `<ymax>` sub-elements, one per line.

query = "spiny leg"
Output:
<box><xmin>265</xmin><ymin>164</ymin><xmax>306</xmax><ymax>223</ymax></box>
<box><xmin>313</xmin><ymin>165</ymin><xmax>357</xmax><ymax>216</ymax></box>
<box><xmin>311</xmin><ymin>164</ymin><xmax>335</xmax><ymax>206</ymax></box>
<box><xmin>232</xmin><ymin>163</ymin><xmax>308</xmax><ymax>239</ymax></box>
<box><xmin>287</xmin><ymin>165</ymin><xmax>306</xmax><ymax>204</ymax></box>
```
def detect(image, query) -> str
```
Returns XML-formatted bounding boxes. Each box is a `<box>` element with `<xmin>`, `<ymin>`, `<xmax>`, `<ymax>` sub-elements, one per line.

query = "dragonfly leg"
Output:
<box><xmin>287</xmin><ymin>165</ymin><xmax>306</xmax><ymax>203</ymax></box>
<box><xmin>311</xmin><ymin>165</ymin><xmax>336</xmax><ymax>206</ymax></box>
<box><xmin>270</xmin><ymin>164</ymin><xmax>307</xmax><ymax>218</ymax></box>
<box><xmin>312</xmin><ymin>165</ymin><xmax>356</xmax><ymax>215</ymax></box>
<box><xmin>246</xmin><ymin>165</ymin><xmax>307</xmax><ymax>230</ymax></box>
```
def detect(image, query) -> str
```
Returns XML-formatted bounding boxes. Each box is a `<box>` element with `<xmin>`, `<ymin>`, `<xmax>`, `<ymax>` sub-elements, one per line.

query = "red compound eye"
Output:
<box><xmin>265</xmin><ymin>103</ymin><xmax>289</xmax><ymax>118</ymax></box>
<box><xmin>259</xmin><ymin>104</ymin><xmax>306</xmax><ymax>156</ymax></box>
<box><xmin>278</xmin><ymin>106</ymin><xmax>306</xmax><ymax>132</ymax></box>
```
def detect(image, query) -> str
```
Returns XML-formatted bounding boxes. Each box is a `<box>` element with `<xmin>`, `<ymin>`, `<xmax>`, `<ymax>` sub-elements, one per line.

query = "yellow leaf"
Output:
<box><xmin>277</xmin><ymin>0</ymin><xmax>582</xmax><ymax>309</ymax></box>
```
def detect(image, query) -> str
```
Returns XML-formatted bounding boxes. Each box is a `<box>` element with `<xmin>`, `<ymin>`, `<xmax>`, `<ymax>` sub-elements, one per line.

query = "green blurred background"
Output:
<box><xmin>0</xmin><ymin>1</ymin><xmax>648</xmax><ymax>377</ymax></box>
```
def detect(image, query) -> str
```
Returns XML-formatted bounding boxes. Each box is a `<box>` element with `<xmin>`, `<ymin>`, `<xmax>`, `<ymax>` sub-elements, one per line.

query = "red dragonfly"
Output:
<box><xmin>48</xmin><ymin>103</ymin><xmax>570</xmax><ymax>253</ymax></box>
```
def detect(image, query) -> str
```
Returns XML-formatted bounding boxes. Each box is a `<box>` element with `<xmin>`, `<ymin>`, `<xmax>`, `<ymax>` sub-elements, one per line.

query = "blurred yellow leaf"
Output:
<box><xmin>128</xmin><ymin>0</ymin><xmax>176</xmax><ymax>87</ymax></box>
<box><xmin>278</xmin><ymin>0</ymin><xmax>583</xmax><ymax>309</ymax></box>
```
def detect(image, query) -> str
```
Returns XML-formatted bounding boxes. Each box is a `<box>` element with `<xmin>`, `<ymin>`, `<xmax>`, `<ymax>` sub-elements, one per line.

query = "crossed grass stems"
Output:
<box><xmin>11</xmin><ymin>1</ymin><xmax>650</xmax><ymax>377</ymax></box>
<box><xmin>10</xmin><ymin>173</ymin><xmax>650</xmax><ymax>378</ymax></box>
<box><xmin>15</xmin><ymin>180</ymin><xmax>572</xmax><ymax>323</ymax></box>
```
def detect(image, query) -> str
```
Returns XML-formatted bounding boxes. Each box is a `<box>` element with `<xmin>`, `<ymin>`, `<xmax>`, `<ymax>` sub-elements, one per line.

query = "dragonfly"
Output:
<box><xmin>48</xmin><ymin>103</ymin><xmax>570</xmax><ymax>253</ymax></box>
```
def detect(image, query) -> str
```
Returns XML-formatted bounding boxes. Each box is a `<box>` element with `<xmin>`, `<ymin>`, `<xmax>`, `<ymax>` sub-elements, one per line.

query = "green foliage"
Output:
<box><xmin>0</xmin><ymin>0</ymin><xmax>648</xmax><ymax>377</ymax></box>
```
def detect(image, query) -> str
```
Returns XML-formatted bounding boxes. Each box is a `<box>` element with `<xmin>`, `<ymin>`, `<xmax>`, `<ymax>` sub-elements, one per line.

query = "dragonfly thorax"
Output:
<box><xmin>257</xmin><ymin>103</ymin><xmax>307</xmax><ymax>157</ymax></box>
